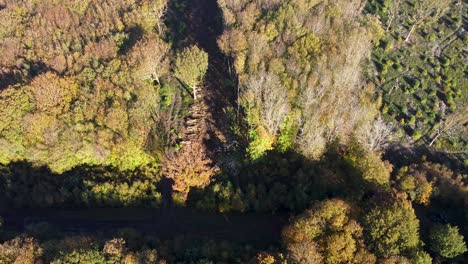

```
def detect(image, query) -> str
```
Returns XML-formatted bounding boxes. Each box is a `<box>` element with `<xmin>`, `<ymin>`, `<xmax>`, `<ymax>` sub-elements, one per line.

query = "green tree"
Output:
<box><xmin>174</xmin><ymin>45</ymin><xmax>209</xmax><ymax>100</ymax></box>
<box><xmin>363</xmin><ymin>200</ymin><xmax>421</xmax><ymax>257</ymax></box>
<box><xmin>429</xmin><ymin>224</ymin><xmax>467</xmax><ymax>259</ymax></box>
<box><xmin>411</xmin><ymin>250</ymin><xmax>432</xmax><ymax>264</ymax></box>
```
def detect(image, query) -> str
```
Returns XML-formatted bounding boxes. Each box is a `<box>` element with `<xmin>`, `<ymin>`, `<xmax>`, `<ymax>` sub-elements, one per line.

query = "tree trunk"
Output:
<box><xmin>405</xmin><ymin>24</ymin><xmax>417</xmax><ymax>42</ymax></box>
<box><xmin>386</xmin><ymin>17</ymin><xmax>394</xmax><ymax>32</ymax></box>
<box><xmin>428</xmin><ymin>130</ymin><xmax>441</xmax><ymax>147</ymax></box>
<box><xmin>152</xmin><ymin>73</ymin><xmax>160</xmax><ymax>85</ymax></box>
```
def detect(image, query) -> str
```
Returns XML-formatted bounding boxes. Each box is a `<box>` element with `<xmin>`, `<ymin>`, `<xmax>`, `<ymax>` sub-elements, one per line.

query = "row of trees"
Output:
<box><xmin>0</xmin><ymin>163</ymin><xmax>163</xmax><ymax>208</ymax></box>
<box><xmin>367</xmin><ymin>0</ymin><xmax>466</xmax><ymax>150</ymax></box>
<box><xmin>275</xmin><ymin>198</ymin><xmax>466</xmax><ymax>263</ymax></box>
<box><xmin>0</xmin><ymin>236</ymin><xmax>167</xmax><ymax>263</ymax></box>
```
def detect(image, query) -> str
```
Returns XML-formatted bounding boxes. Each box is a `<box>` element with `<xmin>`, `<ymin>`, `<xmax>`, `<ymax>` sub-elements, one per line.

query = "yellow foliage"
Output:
<box><xmin>248</xmin><ymin>126</ymin><xmax>275</xmax><ymax>160</ymax></box>
<box><xmin>346</xmin><ymin>143</ymin><xmax>392</xmax><ymax>185</ymax></box>
<box><xmin>289</xmin><ymin>33</ymin><xmax>321</xmax><ymax>61</ymax></box>
<box><xmin>417</xmin><ymin>183</ymin><xmax>433</xmax><ymax>205</ymax></box>
<box><xmin>22</xmin><ymin>113</ymin><xmax>58</xmax><ymax>146</ymax></box>
<box><xmin>283</xmin><ymin>199</ymin><xmax>374</xmax><ymax>264</ymax></box>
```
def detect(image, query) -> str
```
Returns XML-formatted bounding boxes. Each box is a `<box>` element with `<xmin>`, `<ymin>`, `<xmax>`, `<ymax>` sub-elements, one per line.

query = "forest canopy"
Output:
<box><xmin>0</xmin><ymin>0</ymin><xmax>467</xmax><ymax>263</ymax></box>
<box><xmin>0</xmin><ymin>0</ymin><xmax>185</xmax><ymax>173</ymax></box>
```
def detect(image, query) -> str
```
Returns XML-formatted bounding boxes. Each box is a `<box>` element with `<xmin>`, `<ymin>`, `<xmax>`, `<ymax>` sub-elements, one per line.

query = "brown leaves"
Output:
<box><xmin>217</xmin><ymin>29</ymin><xmax>248</xmax><ymax>55</ymax></box>
<box><xmin>162</xmin><ymin>142</ymin><xmax>218</xmax><ymax>195</ymax></box>
<box><xmin>0</xmin><ymin>38</ymin><xmax>21</xmax><ymax>68</ymax></box>
<box><xmin>130</xmin><ymin>36</ymin><xmax>170</xmax><ymax>83</ymax></box>
<box><xmin>0</xmin><ymin>237</ymin><xmax>43</xmax><ymax>264</ymax></box>
<box><xmin>84</xmin><ymin>39</ymin><xmax>119</xmax><ymax>61</ymax></box>
<box><xmin>29</xmin><ymin>72</ymin><xmax>78</xmax><ymax>115</ymax></box>
<box><xmin>103</xmin><ymin>238</ymin><xmax>127</xmax><ymax>257</ymax></box>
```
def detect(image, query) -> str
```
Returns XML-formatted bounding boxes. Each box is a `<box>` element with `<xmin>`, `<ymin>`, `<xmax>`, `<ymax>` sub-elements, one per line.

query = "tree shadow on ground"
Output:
<box><xmin>0</xmin><ymin>162</ymin><xmax>163</xmax><ymax>209</ymax></box>
<box><xmin>384</xmin><ymin>143</ymin><xmax>467</xmax><ymax>174</ymax></box>
<box><xmin>165</xmin><ymin>0</ymin><xmax>245</xmax><ymax>151</ymax></box>
<box><xmin>187</xmin><ymin>145</ymin><xmax>386</xmax><ymax>213</ymax></box>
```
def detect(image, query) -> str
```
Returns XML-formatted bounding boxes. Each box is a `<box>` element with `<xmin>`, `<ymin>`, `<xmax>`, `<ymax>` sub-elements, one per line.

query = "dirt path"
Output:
<box><xmin>1</xmin><ymin>208</ymin><xmax>288</xmax><ymax>247</ymax></box>
<box><xmin>176</xmin><ymin>0</ymin><xmax>240</xmax><ymax>152</ymax></box>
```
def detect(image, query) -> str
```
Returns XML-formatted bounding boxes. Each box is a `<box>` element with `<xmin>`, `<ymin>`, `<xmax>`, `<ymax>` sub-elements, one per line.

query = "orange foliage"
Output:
<box><xmin>163</xmin><ymin>142</ymin><xmax>218</xmax><ymax>196</ymax></box>
<box><xmin>29</xmin><ymin>72</ymin><xmax>78</xmax><ymax>115</ymax></box>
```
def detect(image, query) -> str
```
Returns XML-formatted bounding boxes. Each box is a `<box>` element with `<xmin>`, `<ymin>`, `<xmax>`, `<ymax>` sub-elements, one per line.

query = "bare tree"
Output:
<box><xmin>386</xmin><ymin>0</ymin><xmax>401</xmax><ymax>32</ymax></box>
<box><xmin>428</xmin><ymin>107</ymin><xmax>468</xmax><ymax>147</ymax></box>
<box><xmin>131</xmin><ymin>36</ymin><xmax>170</xmax><ymax>85</ymax></box>
<box><xmin>298</xmin><ymin>26</ymin><xmax>372</xmax><ymax>157</ymax></box>
<box><xmin>358</xmin><ymin>116</ymin><xmax>394</xmax><ymax>152</ymax></box>
<box><xmin>243</xmin><ymin>71</ymin><xmax>290</xmax><ymax>136</ymax></box>
<box><xmin>287</xmin><ymin>241</ymin><xmax>323</xmax><ymax>264</ymax></box>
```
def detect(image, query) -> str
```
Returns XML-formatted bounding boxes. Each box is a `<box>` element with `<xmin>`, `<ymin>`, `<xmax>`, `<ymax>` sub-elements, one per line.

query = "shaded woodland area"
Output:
<box><xmin>0</xmin><ymin>0</ymin><xmax>467</xmax><ymax>263</ymax></box>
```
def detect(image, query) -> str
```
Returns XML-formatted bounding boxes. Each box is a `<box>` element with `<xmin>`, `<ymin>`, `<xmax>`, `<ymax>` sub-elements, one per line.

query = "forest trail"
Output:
<box><xmin>177</xmin><ymin>0</ymin><xmax>239</xmax><ymax>153</ymax></box>
<box><xmin>1</xmin><ymin>208</ymin><xmax>287</xmax><ymax>248</ymax></box>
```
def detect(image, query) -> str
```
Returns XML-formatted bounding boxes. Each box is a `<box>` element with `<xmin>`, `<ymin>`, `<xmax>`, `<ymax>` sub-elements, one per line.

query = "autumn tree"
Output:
<box><xmin>218</xmin><ymin>0</ymin><xmax>376</xmax><ymax>159</ymax></box>
<box><xmin>282</xmin><ymin>199</ymin><xmax>375</xmax><ymax>264</ymax></box>
<box><xmin>163</xmin><ymin>142</ymin><xmax>218</xmax><ymax>199</ymax></box>
<box><xmin>345</xmin><ymin>143</ymin><xmax>393</xmax><ymax>185</ymax></box>
<box><xmin>394</xmin><ymin>166</ymin><xmax>433</xmax><ymax>205</ymax></box>
<box><xmin>401</xmin><ymin>161</ymin><xmax>468</xmax><ymax>207</ymax></box>
<box><xmin>411</xmin><ymin>251</ymin><xmax>432</xmax><ymax>264</ymax></box>
<box><xmin>103</xmin><ymin>238</ymin><xmax>127</xmax><ymax>258</ymax></box>
<box><xmin>138</xmin><ymin>0</ymin><xmax>168</xmax><ymax>33</ymax></box>
<box><xmin>250</xmin><ymin>252</ymin><xmax>286</xmax><ymax>264</ymax></box>
<box><xmin>288</xmin><ymin>33</ymin><xmax>321</xmax><ymax>62</ymax></box>
<box><xmin>51</xmin><ymin>248</ymin><xmax>108</xmax><ymax>263</ymax></box>
<box><xmin>217</xmin><ymin>29</ymin><xmax>248</xmax><ymax>55</ymax></box>
<box><xmin>363</xmin><ymin>200</ymin><xmax>421</xmax><ymax>258</ymax></box>
<box><xmin>29</xmin><ymin>72</ymin><xmax>79</xmax><ymax>115</ymax></box>
<box><xmin>131</xmin><ymin>36</ymin><xmax>170</xmax><ymax>84</ymax></box>
<box><xmin>123</xmin><ymin>249</ymin><xmax>160</xmax><ymax>264</ymax></box>
<box><xmin>174</xmin><ymin>45</ymin><xmax>209</xmax><ymax>100</ymax></box>
<box><xmin>0</xmin><ymin>237</ymin><xmax>43</xmax><ymax>264</ymax></box>
<box><xmin>0</xmin><ymin>0</ymin><xmax>177</xmax><ymax>173</ymax></box>
<box><xmin>429</xmin><ymin>224</ymin><xmax>467</xmax><ymax>259</ymax></box>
